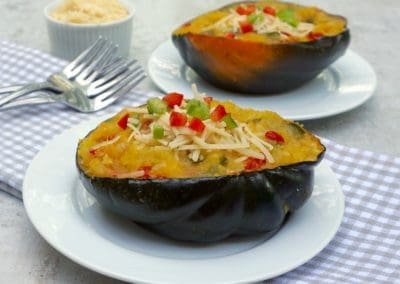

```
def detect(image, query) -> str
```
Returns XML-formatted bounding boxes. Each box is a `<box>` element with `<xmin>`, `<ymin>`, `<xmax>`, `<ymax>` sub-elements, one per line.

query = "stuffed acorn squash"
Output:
<box><xmin>77</xmin><ymin>86</ymin><xmax>325</xmax><ymax>242</ymax></box>
<box><xmin>172</xmin><ymin>1</ymin><xmax>350</xmax><ymax>94</ymax></box>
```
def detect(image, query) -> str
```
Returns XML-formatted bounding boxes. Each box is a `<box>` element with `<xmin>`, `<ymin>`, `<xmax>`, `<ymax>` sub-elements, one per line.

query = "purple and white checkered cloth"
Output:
<box><xmin>0</xmin><ymin>40</ymin><xmax>399</xmax><ymax>283</ymax></box>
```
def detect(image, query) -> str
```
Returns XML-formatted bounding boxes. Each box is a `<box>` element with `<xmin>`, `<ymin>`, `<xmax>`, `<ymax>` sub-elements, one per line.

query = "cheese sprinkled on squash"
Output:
<box><xmin>174</xmin><ymin>1</ymin><xmax>347</xmax><ymax>43</ymax></box>
<box><xmin>77</xmin><ymin>85</ymin><xmax>324</xmax><ymax>179</ymax></box>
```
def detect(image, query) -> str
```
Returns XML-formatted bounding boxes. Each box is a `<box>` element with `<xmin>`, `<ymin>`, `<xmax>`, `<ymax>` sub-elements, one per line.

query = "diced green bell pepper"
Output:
<box><xmin>186</xmin><ymin>99</ymin><xmax>210</xmax><ymax>120</ymax></box>
<box><xmin>277</xmin><ymin>9</ymin><xmax>299</xmax><ymax>27</ymax></box>
<box><xmin>152</xmin><ymin>124</ymin><xmax>165</xmax><ymax>139</ymax></box>
<box><xmin>248</xmin><ymin>13</ymin><xmax>264</xmax><ymax>24</ymax></box>
<box><xmin>223</xmin><ymin>114</ymin><xmax>238</xmax><ymax>129</ymax></box>
<box><xmin>147</xmin><ymin>98</ymin><xmax>168</xmax><ymax>115</ymax></box>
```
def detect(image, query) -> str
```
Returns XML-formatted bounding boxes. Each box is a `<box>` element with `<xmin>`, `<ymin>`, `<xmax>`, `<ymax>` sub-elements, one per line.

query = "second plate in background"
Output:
<box><xmin>148</xmin><ymin>40</ymin><xmax>376</xmax><ymax>121</ymax></box>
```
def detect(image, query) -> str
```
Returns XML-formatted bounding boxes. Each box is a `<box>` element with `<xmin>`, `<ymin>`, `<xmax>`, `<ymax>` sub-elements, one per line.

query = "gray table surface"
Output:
<box><xmin>0</xmin><ymin>0</ymin><xmax>399</xmax><ymax>283</ymax></box>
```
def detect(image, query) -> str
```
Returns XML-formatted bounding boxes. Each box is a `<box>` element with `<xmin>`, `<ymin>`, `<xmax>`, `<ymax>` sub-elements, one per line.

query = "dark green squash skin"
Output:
<box><xmin>172</xmin><ymin>2</ymin><xmax>351</xmax><ymax>94</ymax></box>
<box><xmin>77</xmin><ymin>149</ymin><xmax>325</xmax><ymax>242</ymax></box>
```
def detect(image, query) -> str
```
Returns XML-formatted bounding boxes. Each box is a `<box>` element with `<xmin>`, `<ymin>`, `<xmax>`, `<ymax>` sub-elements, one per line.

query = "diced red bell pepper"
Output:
<box><xmin>263</xmin><ymin>6</ymin><xmax>276</xmax><ymax>16</ymax></box>
<box><xmin>239</xmin><ymin>21</ymin><xmax>254</xmax><ymax>33</ymax></box>
<box><xmin>308</xmin><ymin>32</ymin><xmax>323</xmax><ymax>40</ymax></box>
<box><xmin>89</xmin><ymin>149</ymin><xmax>97</xmax><ymax>155</ymax></box>
<box><xmin>225</xmin><ymin>32</ymin><xmax>235</xmax><ymax>39</ymax></box>
<box><xmin>265</xmin><ymin>131</ymin><xmax>285</xmax><ymax>143</ymax></box>
<box><xmin>189</xmin><ymin>117</ymin><xmax>206</xmax><ymax>133</ymax></box>
<box><xmin>210</xmin><ymin>105</ymin><xmax>227</xmax><ymax>122</ymax></box>
<box><xmin>236</xmin><ymin>6</ymin><xmax>247</xmax><ymax>15</ymax></box>
<box><xmin>138</xmin><ymin>166</ymin><xmax>152</xmax><ymax>179</ymax></box>
<box><xmin>247</xmin><ymin>4</ymin><xmax>256</xmax><ymax>12</ymax></box>
<box><xmin>163</xmin><ymin>92</ymin><xmax>184</xmax><ymax>108</ymax></box>
<box><xmin>117</xmin><ymin>113</ymin><xmax>129</xmax><ymax>129</ymax></box>
<box><xmin>236</xmin><ymin>4</ymin><xmax>256</xmax><ymax>15</ymax></box>
<box><xmin>244</xmin><ymin>157</ymin><xmax>266</xmax><ymax>170</ymax></box>
<box><xmin>204</xmin><ymin>96</ymin><xmax>213</xmax><ymax>105</ymax></box>
<box><xmin>169</xmin><ymin>111</ymin><xmax>188</xmax><ymax>127</ymax></box>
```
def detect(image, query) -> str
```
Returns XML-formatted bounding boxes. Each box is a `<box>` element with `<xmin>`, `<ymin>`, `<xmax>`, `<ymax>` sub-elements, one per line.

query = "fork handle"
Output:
<box><xmin>0</xmin><ymin>85</ymin><xmax>23</xmax><ymax>94</ymax></box>
<box><xmin>0</xmin><ymin>82</ymin><xmax>57</xmax><ymax>107</ymax></box>
<box><xmin>0</xmin><ymin>93</ymin><xmax>56</xmax><ymax>110</ymax></box>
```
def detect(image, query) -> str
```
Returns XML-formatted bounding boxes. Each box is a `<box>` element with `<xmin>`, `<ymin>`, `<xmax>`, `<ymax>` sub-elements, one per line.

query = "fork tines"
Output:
<box><xmin>88</xmin><ymin>59</ymin><xmax>146</xmax><ymax>98</ymax></box>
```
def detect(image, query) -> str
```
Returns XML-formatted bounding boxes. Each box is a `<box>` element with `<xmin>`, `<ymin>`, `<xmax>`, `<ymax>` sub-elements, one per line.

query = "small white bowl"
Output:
<box><xmin>44</xmin><ymin>0</ymin><xmax>134</xmax><ymax>60</ymax></box>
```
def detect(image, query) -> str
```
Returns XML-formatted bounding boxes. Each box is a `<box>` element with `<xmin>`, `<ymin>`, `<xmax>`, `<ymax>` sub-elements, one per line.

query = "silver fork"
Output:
<box><xmin>0</xmin><ymin>37</ymin><xmax>117</xmax><ymax>107</ymax></box>
<box><xmin>0</xmin><ymin>62</ymin><xmax>146</xmax><ymax>112</ymax></box>
<box><xmin>0</xmin><ymin>38</ymin><xmax>146</xmax><ymax>112</ymax></box>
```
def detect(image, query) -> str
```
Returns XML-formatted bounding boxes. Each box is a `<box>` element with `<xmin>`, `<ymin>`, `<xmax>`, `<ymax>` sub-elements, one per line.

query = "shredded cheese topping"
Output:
<box><xmin>109</xmin><ymin>84</ymin><xmax>275</xmax><ymax>164</ymax></box>
<box><xmin>202</xmin><ymin>6</ymin><xmax>314</xmax><ymax>39</ymax></box>
<box><xmin>85</xmin><ymin>84</ymin><xmax>286</xmax><ymax>181</ymax></box>
<box><xmin>90</xmin><ymin>135</ymin><xmax>121</xmax><ymax>151</ymax></box>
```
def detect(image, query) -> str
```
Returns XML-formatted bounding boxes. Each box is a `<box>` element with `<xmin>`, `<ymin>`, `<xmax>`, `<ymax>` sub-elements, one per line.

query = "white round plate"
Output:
<box><xmin>24</xmin><ymin>117</ymin><xmax>344</xmax><ymax>284</ymax></box>
<box><xmin>148</xmin><ymin>40</ymin><xmax>376</xmax><ymax>121</ymax></box>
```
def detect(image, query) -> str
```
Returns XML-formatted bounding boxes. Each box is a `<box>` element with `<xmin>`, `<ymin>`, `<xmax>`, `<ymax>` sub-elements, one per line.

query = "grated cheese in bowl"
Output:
<box><xmin>51</xmin><ymin>0</ymin><xmax>130</xmax><ymax>24</ymax></box>
<box><xmin>45</xmin><ymin>0</ymin><xmax>133</xmax><ymax>60</ymax></box>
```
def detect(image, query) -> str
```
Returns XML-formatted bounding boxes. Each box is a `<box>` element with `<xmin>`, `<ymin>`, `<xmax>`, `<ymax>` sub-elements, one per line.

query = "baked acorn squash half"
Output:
<box><xmin>77</xmin><ymin>86</ymin><xmax>325</xmax><ymax>242</ymax></box>
<box><xmin>172</xmin><ymin>1</ymin><xmax>350</xmax><ymax>94</ymax></box>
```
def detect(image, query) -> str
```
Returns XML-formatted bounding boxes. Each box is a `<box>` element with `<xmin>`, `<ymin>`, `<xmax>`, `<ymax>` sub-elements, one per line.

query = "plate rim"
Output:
<box><xmin>147</xmin><ymin>40</ymin><xmax>377</xmax><ymax>121</ymax></box>
<box><xmin>23</xmin><ymin>117</ymin><xmax>345</xmax><ymax>284</ymax></box>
